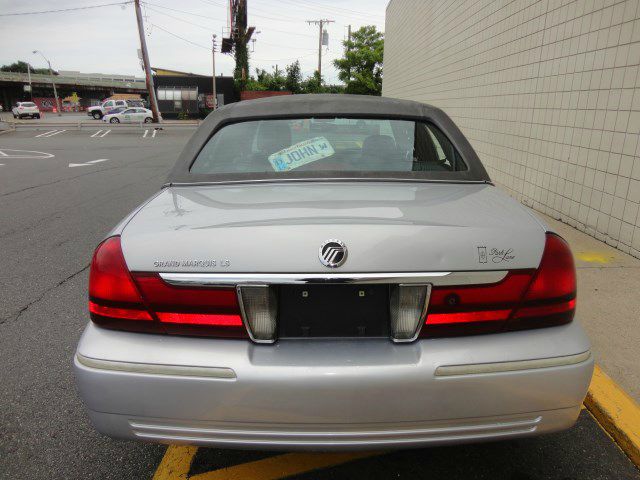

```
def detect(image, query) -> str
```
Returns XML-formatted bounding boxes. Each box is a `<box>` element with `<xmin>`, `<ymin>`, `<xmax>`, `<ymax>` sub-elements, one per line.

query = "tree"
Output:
<box><xmin>1</xmin><ymin>60</ymin><xmax>54</xmax><ymax>75</ymax></box>
<box><xmin>301</xmin><ymin>71</ymin><xmax>324</xmax><ymax>94</ymax></box>
<box><xmin>285</xmin><ymin>61</ymin><xmax>302</xmax><ymax>94</ymax></box>
<box><xmin>333</xmin><ymin>25</ymin><xmax>384</xmax><ymax>95</ymax></box>
<box><xmin>246</xmin><ymin>66</ymin><xmax>286</xmax><ymax>91</ymax></box>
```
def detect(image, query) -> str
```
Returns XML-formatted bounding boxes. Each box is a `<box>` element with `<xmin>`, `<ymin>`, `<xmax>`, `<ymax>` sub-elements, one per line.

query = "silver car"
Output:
<box><xmin>74</xmin><ymin>95</ymin><xmax>593</xmax><ymax>450</ymax></box>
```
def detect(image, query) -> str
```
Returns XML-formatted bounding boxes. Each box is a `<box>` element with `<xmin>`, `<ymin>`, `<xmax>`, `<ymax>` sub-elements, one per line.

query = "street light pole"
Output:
<box><xmin>212</xmin><ymin>34</ymin><xmax>217</xmax><ymax>110</ymax></box>
<box><xmin>33</xmin><ymin>50</ymin><xmax>61</xmax><ymax>116</ymax></box>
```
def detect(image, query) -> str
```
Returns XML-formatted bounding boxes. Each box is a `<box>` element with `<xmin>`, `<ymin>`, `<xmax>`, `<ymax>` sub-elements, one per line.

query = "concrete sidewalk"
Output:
<box><xmin>540</xmin><ymin>212</ymin><xmax>640</xmax><ymax>403</ymax></box>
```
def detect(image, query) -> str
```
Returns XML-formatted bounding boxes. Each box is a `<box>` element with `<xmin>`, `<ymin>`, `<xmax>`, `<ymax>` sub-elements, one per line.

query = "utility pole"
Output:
<box><xmin>307</xmin><ymin>19</ymin><xmax>334</xmax><ymax>79</ymax></box>
<box><xmin>33</xmin><ymin>50</ymin><xmax>60</xmax><ymax>116</ymax></box>
<box><xmin>347</xmin><ymin>24</ymin><xmax>352</xmax><ymax>83</ymax></box>
<box><xmin>27</xmin><ymin>63</ymin><xmax>33</xmax><ymax>100</ymax></box>
<box><xmin>134</xmin><ymin>0</ymin><xmax>160</xmax><ymax>123</ymax></box>
<box><xmin>212</xmin><ymin>34</ymin><xmax>217</xmax><ymax>110</ymax></box>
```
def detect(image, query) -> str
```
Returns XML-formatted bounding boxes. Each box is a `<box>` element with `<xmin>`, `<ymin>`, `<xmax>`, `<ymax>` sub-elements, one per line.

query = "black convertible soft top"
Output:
<box><xmin>166</xmin><ymin>94</ymin><xmax>491</xmax><ymax>185</ymax></box>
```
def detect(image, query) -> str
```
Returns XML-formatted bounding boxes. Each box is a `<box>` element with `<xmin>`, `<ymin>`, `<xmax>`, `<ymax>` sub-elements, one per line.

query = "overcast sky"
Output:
<box><xmin>0</xmin><ymin>0</ymin><xmax>387</xmax><ymax>84</ymax></box>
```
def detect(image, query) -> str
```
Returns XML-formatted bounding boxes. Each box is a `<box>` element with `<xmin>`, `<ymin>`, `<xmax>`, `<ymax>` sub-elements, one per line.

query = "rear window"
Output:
<box><xmin>190</xmin><ymin>118</ymin><xmax>467</xmax><ymax>176</ymax></box>
<box><xmin>20</xmin><ymin>102</ymin><xmax>36</xmax><ymax>107</ymax></box>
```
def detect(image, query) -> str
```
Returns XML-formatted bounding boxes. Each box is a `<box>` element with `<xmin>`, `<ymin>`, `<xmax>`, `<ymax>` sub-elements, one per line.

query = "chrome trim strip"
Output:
<box><xmin>435</xmin><ymin>351</ymin><xmax>592</xmax><ymax>377</ymax></box>
<box><xmin>159</xmin><ymin>271</ymin><xmax>508</xmax><ymax>287</ymax></box>
<box><xmin>75</xmin><ymin>353</ymin><xmax>237</xmax><ymax>379</ymax></box>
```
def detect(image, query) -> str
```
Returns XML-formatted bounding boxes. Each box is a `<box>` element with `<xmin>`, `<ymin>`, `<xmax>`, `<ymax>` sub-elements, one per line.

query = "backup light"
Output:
<box><xmin>389</xmin><ymin>285</ymin><xmax>431</xmax><ymax>342</ymax></box>
<box><xmin>237</xmin><ymin>285</ymin><xmax>278</xmax><ymax>343</ymax></box>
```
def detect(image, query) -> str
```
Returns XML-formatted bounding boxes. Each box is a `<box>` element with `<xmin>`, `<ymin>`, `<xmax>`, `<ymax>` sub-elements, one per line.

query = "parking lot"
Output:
<box><xmin>1</xmin><ymin>125</ymin><xmax>639</xmax><ymax>479</ymax></box>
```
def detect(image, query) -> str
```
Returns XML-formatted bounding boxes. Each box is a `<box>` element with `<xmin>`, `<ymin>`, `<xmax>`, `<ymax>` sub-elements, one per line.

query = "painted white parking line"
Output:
<box><xmin>99</xmin><ymin>129</ymin><xmax>111</xmax><ymax>138</ymax></box>
<box><xmin>35</xmin><ymin>130</ymin><xmax>57</xmax><ymax>138</ymax></box>
<box><xmin>90</xmin><ymin>130</ymin><xmax>103</xmax><ymax>138</ymax></box>
<box><xmin>143</xmin><ymin>129</ymin><xmax>149</xmax><ymax>138</ymax></box>
<box><xmin>35</xmin><ymin>129</ymin><xmax>66</xmax><ymax>138</ymax></box>
<box><xmin>0</xmin><ymin>149</ymin><xmax>54</xmax><ymax>159</ymax></box>
<box><xmin>69</xmin><ymin>158</ymin><xmax>110</xmax><ymax>168</ymax></box>
<box><xmin>152</xmin><ymin>129</ymin><xmax>157</xmax><ymax>138</ymax></box>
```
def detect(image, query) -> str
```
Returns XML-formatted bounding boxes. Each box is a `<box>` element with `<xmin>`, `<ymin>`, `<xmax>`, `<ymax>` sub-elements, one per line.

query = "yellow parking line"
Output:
<box><xmin>152</xmin><ymin>445</ymin><xmax>198</xmax><ymax>480</ymax></box>
<box><xmin>575</xmin><ymin>252</ymin><xmax>614</xmax><ymax>263</ymax></box>
<box><xmin>585</xmin><ymin>364</ymin><xmax>640</xmax><ymax>466</ymax></box>
<box><xmin>189</xmin><ymin>451</ymin><xmax>380</xmax><ymax>480</ymax></box>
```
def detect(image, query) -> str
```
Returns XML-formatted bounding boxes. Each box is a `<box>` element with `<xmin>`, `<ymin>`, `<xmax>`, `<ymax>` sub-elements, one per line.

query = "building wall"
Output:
<box><xmin>383</xmin><ymin>0</ymin><xmax>640</xmax><ymax>257</ymax></box>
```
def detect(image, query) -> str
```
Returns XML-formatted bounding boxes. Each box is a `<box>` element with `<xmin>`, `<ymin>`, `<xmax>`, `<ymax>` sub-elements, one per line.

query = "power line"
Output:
<box><xmin>144</xmin><ymin>5</ymin><xmax>218</xmax><ymax>31</ymax></box>
<box><xmin>142</xmin><ymin>1</ymin><xmax>221</xmax><ymax>22</ymax></box>
<box><xmin>256</xmin><ymin>41</ymin><xmax>317</xmax><ymax>52</ymax></box>
<box><xmin>0</xmin><ymin>1</ymin><xmax>132</xmax><ymax>16</ymax></box>
<box><xmin>278</xmin><ymin>0</ymin><xmax>384</xmax><ymax>23</ymax></box>
<box><xmin>150</xmin><ymin>23</ymin><xmax>211</xmax><ymax>50</ymax></box>
<box><xmin>288</xmin><ymin>0</ymin><xmax>385</xmax><ymax>21</ymax></box>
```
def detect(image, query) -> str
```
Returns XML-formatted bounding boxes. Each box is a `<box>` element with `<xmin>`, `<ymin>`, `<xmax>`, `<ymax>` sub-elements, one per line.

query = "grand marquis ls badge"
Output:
<box><xmin>319</xmin><ymin>239</ymin><xmax>347</xmax><ymax>268</ymax></box>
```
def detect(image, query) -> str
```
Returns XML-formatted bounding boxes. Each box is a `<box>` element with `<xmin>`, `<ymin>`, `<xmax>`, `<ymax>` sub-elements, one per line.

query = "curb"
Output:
<box><xmin>585</xmin><ymin>364</ymin><xmax>640</xmax><ymax>467</ymax></box>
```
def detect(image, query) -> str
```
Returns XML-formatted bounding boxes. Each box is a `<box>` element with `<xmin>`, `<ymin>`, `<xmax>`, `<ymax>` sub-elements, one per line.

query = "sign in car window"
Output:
<box><xmin>268</xmin><ymin>137</ymin><xmax>335</xmax><ymax>172</ymax></box>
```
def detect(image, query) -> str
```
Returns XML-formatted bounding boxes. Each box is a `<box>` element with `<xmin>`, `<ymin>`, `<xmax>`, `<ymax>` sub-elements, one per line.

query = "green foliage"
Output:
<box><xmin>1</xmin><ymin>60</ymin><xmax>54</xmax><ymax>75</ymax></box>
<box><xmin>243</xmin><ymin>63</ymin><xmax>344</xmax><ymax>95</ymax></box>
<box><xmin>234</xmin><ymin>42</ymin><xmax>249</xmax><ymax>92</ymax></box>
<box><xmin>285</xmin><ymin>61</ymin><xmax>303</xmax><ymax>94</ymax></box>
<box><xmin>256</xmin><ymin>66</ymin><xmax>286</xmax><ymax>91</ymax></box>
<box><xmin>301</xmin><ymin>71</ymin><xmax>323</xmax><ymax>94</ymax></box>
<box><xmin>333</xmin><ymin>25</ymin><xmax>384</xmax><ymax>96</ymax></box>
<box><xmin>177</xmin><ymin>111</ymin><xmax>190</xmax><ymax>120</ymax></box>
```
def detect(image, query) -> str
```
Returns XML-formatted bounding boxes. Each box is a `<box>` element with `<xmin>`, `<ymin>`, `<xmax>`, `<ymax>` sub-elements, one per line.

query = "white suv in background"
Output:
<box><xmin>87</xmin><ymin>99</ymin><xmax>144</xmax><ymax>119</ymax></box>
<box><xmin>12</xmin><ymin>102</ymin><xmax>40</xmax><ymax>119</ymax></box>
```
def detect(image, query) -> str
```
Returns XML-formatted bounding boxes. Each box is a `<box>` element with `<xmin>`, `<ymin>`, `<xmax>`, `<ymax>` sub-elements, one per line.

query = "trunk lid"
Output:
<box><xmin>120</xmin><ymin>182</ymin><xmax>545</xmax><ymax>273</ymax></box>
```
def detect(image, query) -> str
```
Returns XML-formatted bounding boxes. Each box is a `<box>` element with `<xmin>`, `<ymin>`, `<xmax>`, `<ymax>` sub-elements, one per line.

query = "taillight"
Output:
<box><xmin>420</xmin><ymin>233</ymin><xmax>576</xmax><ymax>338</ymax></box>
<box><xmin>89</xmin><ymin>236</ymin><xmax>153</xmax><ymax>325</ymax></box>
<box><xmin>508</xmin><ymin>233</ymin><xmax>576</xmax><ymax>330</ymax></box>
<box><xmin>88</xmin><ymin>236</ymin><xmax>248</xmax><ymax>338</ymax></box>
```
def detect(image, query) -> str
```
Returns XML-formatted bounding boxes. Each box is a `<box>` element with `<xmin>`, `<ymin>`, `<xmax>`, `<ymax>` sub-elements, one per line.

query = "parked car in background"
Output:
<box><xmin>12</xmin><ymin>102</ymin><xmax>40</xmax><ymax>119</ymax></box>
<box><xmin>103</xmin><ymin>107</ymin><xmax>153</xmax><ymax>124</ymax></box>
<box><xmin>75</xmin><ymin>95</ymin><xmax>593</xmax><ymax>451</ymax></box>
<box><xmin>88</xmin><ymin>99</ymin><xmax>144</xmax><ymax>119</ymax></box>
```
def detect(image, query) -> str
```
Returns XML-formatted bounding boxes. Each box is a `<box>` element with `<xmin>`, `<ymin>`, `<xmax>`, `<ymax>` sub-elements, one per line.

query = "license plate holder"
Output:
<box><xmin>278</xmin><ymin>284</ymin><xmax>390</xmax><ymax>338</ymax></box>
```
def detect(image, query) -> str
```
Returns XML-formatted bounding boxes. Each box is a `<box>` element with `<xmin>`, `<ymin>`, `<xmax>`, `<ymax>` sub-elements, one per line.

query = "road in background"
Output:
<box><xmin>0</xmin><ymin>128</ymin><xmax>191</xmax><ymax>479</ymax></box>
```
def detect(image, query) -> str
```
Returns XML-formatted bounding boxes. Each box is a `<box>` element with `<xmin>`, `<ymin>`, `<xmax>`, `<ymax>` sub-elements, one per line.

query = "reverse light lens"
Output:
<box><xmin>238</xmin><ymin>285</ymin><xmax>278</xmax><ymax>342</ymax></box>
<box><xmin>389</xmin><ymin>285</ymin><xmax>430</xmax><ymax>341</ymax></box>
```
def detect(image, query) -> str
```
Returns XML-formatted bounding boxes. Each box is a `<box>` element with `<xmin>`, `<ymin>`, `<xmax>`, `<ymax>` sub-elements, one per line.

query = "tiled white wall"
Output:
<box><xmin>383</xmin><ymin>0</ymin><xmax>640</xmax><ymax>257</ymax></box>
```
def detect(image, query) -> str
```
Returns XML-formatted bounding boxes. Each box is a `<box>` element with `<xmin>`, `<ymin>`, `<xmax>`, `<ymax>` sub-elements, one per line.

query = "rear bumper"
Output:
<box><xmin>74</xmin><ymin>322</ymin><xmax>593</xmax><ymax>450</ymax></box>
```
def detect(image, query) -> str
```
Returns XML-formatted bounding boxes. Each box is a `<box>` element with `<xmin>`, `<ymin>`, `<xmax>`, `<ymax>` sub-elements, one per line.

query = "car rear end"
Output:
<box><xmin>74</xmin><ymin>96</ymin><xmax>593</xmax><ymax>450</ymax></box>
<box><xmin>14</xmin><ymin>102</ymin><xmax>40</xmax><ymax>118</ymax></box>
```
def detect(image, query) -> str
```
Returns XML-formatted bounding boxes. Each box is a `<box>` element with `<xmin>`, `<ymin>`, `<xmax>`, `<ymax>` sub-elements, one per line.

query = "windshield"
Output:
<box><xmin>20</xmin><ymin>102</ymin><xmax>36</xmax><ymax>107</ymax></box>
<box><xmin>190</xmin><ymin>118</ymin><xmax>467</xmax><ymax>175</ymax></box>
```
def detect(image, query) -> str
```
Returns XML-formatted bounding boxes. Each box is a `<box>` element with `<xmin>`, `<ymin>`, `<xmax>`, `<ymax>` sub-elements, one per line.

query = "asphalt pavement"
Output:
<box><xmin>0</xmin><ymin>127</ymin><xmax>638</xmax><ymax>479</ymax></box>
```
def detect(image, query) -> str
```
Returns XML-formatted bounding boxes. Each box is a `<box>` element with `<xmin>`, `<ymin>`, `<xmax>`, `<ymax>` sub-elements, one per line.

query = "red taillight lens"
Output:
<box><xmin>88</xmin><ymin>236</ymin><xmax>247</xmax><ymax>338</ymax></box>
<box><xmin>508</xmin><ymin>233</ymin><xmax>576</xmax><ymax>330</ymax></box>
<box><xmin>89</xmin><ymin>237</ymin><xmax>152</xmax><ymax>325</ymax></box>
<box><xmin>132</xmin><ymin>273</ymin><xmax>247</xmax><ymax>338</ymax></box>
<box><xmin>420</xmin><ymin>233</ymin><xmax>576</xmax><ymax>338</ymax></box>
